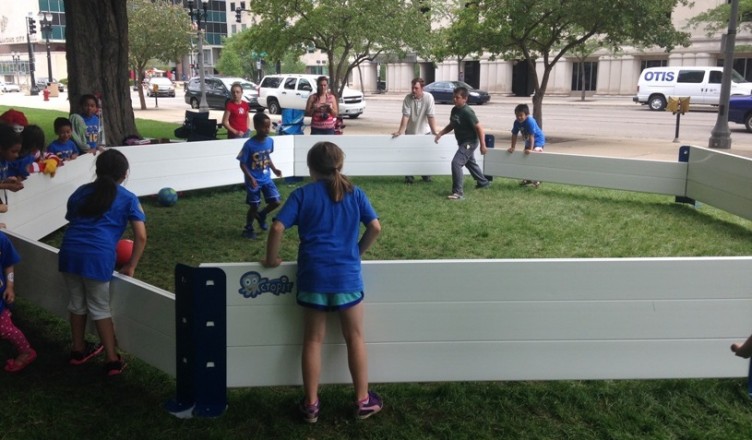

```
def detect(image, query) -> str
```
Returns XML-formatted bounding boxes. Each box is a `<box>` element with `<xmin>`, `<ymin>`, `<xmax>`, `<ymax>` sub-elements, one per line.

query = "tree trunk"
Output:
<box><xmin>64</xmin><ymin>0</ymin><xmax>137</xmax><ymax>147</ymax></box>
<box><xmin>532</xmin><ymin>92</ymin><xmax>544</xmax><ymax>128</ymax></box>
<box><xmin>580</xmin><ymin>61</ymin><xmax>587</xmax><ymax>102</ymax></box>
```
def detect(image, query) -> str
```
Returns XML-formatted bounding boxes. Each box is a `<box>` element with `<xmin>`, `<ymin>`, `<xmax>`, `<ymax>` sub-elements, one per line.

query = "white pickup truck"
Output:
<box><xmin>257</xmin><ymin>73</ymin><xmax>366</xmax><ymax>119</ymax></box>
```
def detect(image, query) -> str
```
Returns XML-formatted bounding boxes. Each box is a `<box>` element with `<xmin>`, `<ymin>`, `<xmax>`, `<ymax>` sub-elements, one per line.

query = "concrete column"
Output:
<box><xmin>668</xmin><ymin>53</ymin><xmax>684</xmax><ymax>67</ymax></box>
<box><xmin>692</xmin><ymin>52</ymin><xmax>715</xmax><ymax>66</ymax></box>
<box><xmin>595</xmin><ymin>56</ymin><xmax>614</xmax><ymax>95</ymax></box>
<box><xmin>480</xmin><ymin>59</ymin><xmax>493</xmax><ymax>91</ymax></box>
<box><xmin>353</xmin><ymin>60</ymin><xmax>378</xmax><ymax>93</ymax></box>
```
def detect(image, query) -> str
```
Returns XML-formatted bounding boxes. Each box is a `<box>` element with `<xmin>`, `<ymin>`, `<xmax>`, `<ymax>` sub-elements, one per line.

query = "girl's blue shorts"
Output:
<box><xmin>297</xmin><ymin>291</ymin><xmax>363</xmax><ymax>311</ymax></box>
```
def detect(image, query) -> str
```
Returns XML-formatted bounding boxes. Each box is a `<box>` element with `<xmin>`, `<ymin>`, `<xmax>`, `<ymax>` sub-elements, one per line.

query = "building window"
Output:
<box><xmin>308</xmin><ymin>65</ymin><xmax>326</xmax><ymax>75</ymax></box>
<box><xmin>571</xmin><ymin>61</ymin><xmax>598</xmax><ymax>91</ymax></box>
<box><xmin>640</xmin><ymin>59</ymin><xmax>668</xmax><ymax>71</ymax></box>
<box><xmin>730</xmin><ymin>58</ymin><xmax>752</xmax><ymax>81</ymax></box>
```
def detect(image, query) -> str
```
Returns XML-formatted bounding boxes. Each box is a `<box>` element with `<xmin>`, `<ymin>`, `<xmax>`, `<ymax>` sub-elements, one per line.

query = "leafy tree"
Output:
<box><xmin>128</xmin><ymin>0</ymin><xmax>192</xmax><ymax>110</ymax></box>
<box><xmin>216</xmin><ymin>32</ymin><xmax>306</xmax><ymax>82</ymax></box>
<box><xmin>685</xmin><ymin>1</ymin><xmax>752</xmax><ymax>35</ymax></box>
<box><xmin>215</xmin><ymin>34</ymin><xmax>254</xmax><ymax>78</ymax></box>
<box><xmin>685</xmin><ymin>1</ymin><xmax>752</xmax><ymax>53</ymax></box>
<box><xmin>432</xmin><ymin>2</ymin><xmax>486</xmax><ymax>81</ymax></box>
<box><xmin>239</xmin><ymin>0</ymin><xmax>436</xmax><ymax>97</ymax></box>
<box><xmin>64</xmin><ymin>0</ymin><xmax>136</xmax><ymax>146</ymax></box>
<box><xmin>442</xmin><ymin>0</ymin><xmax>690</xmax><ymax>127</ymax></box>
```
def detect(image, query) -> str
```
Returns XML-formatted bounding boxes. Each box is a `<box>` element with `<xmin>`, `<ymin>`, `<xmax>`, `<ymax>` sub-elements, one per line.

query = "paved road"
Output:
<box><xmin>3</xmin><ymin>89</ymin><xmax>752</xmax><ymax>160</ymax></box>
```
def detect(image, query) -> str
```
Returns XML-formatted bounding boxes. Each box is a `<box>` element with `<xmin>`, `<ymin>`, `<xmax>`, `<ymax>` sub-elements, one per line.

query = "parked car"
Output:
<box><xmin>35</xmin><ymin>77</ymin><xmax>64</xmax><ymax>92</ymax></box>
<box><xmin>184</xmin><ymin>77</ymin><xmax>262</xmax><ymax>111</ymax></box>
<box><xmin>257</xmin><ymin>73</ymin><xmax>366</xmax><ymax>118</ymax></box>
<box><xmin>0</xmin><ymin>81</ymin><xmax>21</xmax><ymax>93</ymax></box>
<box><xmin>423</xmin><ymin>81</ymin><xmax>490</xmax><ymax>105</ymax></box>
<box><xmin>728</xmin><ymin>95</ymin><xmax>752</xmax><ymax>132</ymax></box>
<box><xmin>147</xmin><ymin>77</ymin><xmax>176</xmax><ymax>97</ymax></box>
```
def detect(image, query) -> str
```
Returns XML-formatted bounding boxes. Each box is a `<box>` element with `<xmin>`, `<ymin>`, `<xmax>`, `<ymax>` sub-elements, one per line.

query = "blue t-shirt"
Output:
<box><xmin>274</xmin><ymin>180</ymin><xmax>378</xmax><ymax>293</ymax></box>
<box><xmin>0</xmin><ymin>232</ymin><xmax>21</xmax><ymax>314</ymax></box>
<box><xmin>512</xmin><ymin>116</ymin><xmax>545</xmax><ymax>148</ymax></box>
<box><xmin>8</xmin><ymin>154</ymin><xmax>35</xmax><ymax>178</ymax></box>
<box><xmin>237</xmin><ymin>136</ymin><xmax>274</xmax><ymax>188</ymax></box>
<box><xmin>47</xmin><ymin>139</ymin><xmax>78</xmax><ymax>160</ymax></box>
<box><xmin>84</xmin><ymin>114</ymin><xmax>100</xmax><ymax>150</ymax></box>
<box><xmin>58</xmin><ymin>183</ymin><xmax>146</xmax><ymax>281</ymax></box>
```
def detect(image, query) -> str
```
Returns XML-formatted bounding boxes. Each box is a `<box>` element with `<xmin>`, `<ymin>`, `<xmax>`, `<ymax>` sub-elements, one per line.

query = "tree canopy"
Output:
<box><xmin>685</xmin><ymin>0</ymin><xmax>752</xmax><ymax>36</ymax></box>
<box><xmin>239</xmin><ymin>0</ymin><xmax>436</xmax><ymax>96</ymax></box>
<box><xmin>439</xmin><ymin>0</ymin><xmax>690</xmax><ymax>126</ymax></box>
<box><xmin>128</xmin><ymin>0</ymin><xmax>192</xmax><ymax>110</ymax></box>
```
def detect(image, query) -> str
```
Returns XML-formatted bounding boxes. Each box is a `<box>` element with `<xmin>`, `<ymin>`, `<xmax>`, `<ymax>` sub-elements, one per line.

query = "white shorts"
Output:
<box><xmin>63</xmin><ymin>273</ymin><xmax>112</xmax><ymax>320</ymax></box>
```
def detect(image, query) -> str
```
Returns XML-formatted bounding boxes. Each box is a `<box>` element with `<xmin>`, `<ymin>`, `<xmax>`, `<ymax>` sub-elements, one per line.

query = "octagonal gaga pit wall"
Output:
<box><xmin>4</xmin><ymin>135</ymin><xmax>752</xmax><ymax>390</ymax></box>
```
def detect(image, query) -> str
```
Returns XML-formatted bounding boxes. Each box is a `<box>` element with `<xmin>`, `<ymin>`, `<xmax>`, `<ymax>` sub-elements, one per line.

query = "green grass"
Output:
<box><xmin>3</xmin><ymin>110</ymin><xmax>752</xmax><ymax>439</ymax></box>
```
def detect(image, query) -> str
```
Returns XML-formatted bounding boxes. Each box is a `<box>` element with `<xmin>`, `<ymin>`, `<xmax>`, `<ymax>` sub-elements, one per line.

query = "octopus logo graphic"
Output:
<box><xmin>238</xmin><ymin>271</ymin><xmax>294</xmax><ymax>299</ymax></box>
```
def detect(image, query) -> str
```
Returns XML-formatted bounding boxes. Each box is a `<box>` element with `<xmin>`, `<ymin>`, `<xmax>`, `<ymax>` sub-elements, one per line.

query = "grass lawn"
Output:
<box><xmin>2</xmin><ymin>109</ymin><xmax>752</xmax><ymax>439</ymax></box>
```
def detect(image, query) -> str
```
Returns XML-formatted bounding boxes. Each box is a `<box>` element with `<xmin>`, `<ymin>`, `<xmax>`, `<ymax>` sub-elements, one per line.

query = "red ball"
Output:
<box><xmin>116</xmin><ymin>239</ymin><xmax>134</xmax><ymax>267</ymax></box>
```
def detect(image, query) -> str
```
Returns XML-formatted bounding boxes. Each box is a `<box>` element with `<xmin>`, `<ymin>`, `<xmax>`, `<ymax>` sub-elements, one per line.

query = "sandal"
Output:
<box><xmin>4</xmin><ymin>349</ymin><xmax>37</xmax><ymax>373</ymax></box>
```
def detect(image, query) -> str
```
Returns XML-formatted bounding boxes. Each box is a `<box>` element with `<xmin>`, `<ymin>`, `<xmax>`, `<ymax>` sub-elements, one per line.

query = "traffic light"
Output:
<box><xmin>27</xmin><ymin>17</ymin><xmax>37</xmax><ymax>34</ymax></box>
<box><xmin>235</xmin><ymin>8</ymin><xmax>242</xmax><ymax>23</ymax></box>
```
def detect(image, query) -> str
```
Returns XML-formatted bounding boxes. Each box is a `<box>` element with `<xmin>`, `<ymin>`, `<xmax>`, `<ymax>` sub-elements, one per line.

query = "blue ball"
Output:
<box><xmin>157</xmin><ymin>187</ymin><xmax>178</xmax><ymax>207</ymax></box>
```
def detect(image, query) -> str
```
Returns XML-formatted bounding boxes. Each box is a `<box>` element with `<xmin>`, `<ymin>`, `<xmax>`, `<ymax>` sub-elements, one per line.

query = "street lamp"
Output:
<box><xmin>10</xmin><ymin>52</ymin><xmax>21</xmax><ymax>87</ymax></box>
<box><xmin>25</xmin><ymin>12</ymin><xmax>39</xmax><ymax>96</ymax></box>
<box><xmin>38</xmin><ymin>12</ymin><xmax>53</xmax><ymax>82</ymax></box>
<box><xmin>187</xmin><ymin>0</ymin><xmax>210</xmax><ymax>113</ymax></box>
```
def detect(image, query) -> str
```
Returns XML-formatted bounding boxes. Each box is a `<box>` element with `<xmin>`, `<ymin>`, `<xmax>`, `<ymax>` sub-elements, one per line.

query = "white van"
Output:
<box><xmin>633</xmin><ymin>66</ymin><xmax>752</xmax><ymax>111</ymax></box>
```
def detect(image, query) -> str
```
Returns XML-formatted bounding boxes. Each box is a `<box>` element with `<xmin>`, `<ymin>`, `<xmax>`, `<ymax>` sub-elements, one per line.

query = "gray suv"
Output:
<box><xmin>184</xmin><ymin>77</ymin><xmax>262</xmax><ymax>110</ymax></box>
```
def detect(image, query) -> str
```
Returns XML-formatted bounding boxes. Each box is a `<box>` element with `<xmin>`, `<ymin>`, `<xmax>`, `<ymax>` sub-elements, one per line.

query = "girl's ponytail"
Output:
<box><xmin>77</xmin><ymin>149</ymin><xmax>129</xmax><ymax>218</ymax></box>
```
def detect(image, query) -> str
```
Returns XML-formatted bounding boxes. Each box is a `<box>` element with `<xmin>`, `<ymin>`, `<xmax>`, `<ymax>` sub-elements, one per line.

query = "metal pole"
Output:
<box><xmin>45</xmin><ymin>29</ymin><xmax>52</xmax><ymax>80</ymax></box>
<box><xmin>708</xmin><ymin>0</ymin><xmax>739</xmax><ymax>149</ymax></box>
<box><xmin>197</xmin><ymin>30</ymin><xmax>208</xmax><ymax>112</ymax></box>
<box><xmin>27</xmin><ymin>35</ymin><xmax>39</xmax><ymax>95</ymax></box>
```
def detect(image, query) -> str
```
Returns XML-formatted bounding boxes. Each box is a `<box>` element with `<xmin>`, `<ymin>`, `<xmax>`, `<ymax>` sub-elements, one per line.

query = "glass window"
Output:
<box><xmin>640</xmin><ymin>59</ymin><xmax>667</xmax><ymax>71</ymax></box>
<box><xmin>284</xmin><ymin>78</ymin><xmax>297</xmax><ymax>90</ymax></box>
<box><xmin>677</xmin><ymin>70</ymin><xmax>705</xmax><ymax>83</ymax></box>
<box><xmin>709</xmin><ymin>71</ymin><xmax>723</xmax><ymax>84</ymax></box>
<box><xmin>571</xmin><ymin>61</ymin><xmax>598</xmax><ymax>91</ymax></box>
<box><xmin>298</xmin><ymin>79</ymin><xmax>312</xmax><ymax>91</ymax></box>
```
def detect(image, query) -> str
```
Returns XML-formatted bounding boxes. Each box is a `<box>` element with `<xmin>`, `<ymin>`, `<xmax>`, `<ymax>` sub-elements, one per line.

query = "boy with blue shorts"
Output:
<box><xmin>507</xmin><ymin>103</ymin><xmax>546</xmax><ymax>188</ymax></box>
<box><xmin>237</xmin><ymin>112</ymin><xmax>282</xmax><ymax>239</ymax></box>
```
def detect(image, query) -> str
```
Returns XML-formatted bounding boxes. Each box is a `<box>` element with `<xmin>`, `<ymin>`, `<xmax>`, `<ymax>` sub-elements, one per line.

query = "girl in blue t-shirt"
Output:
<box><xmin>262</xmin><ymin>141</ymin><xmax>383</xmax><ymax>423</ymax></box>
<box><xmin>59</xmin><ymin>149</ymin><xmax>147</xmax><ymax>376</ymax></box>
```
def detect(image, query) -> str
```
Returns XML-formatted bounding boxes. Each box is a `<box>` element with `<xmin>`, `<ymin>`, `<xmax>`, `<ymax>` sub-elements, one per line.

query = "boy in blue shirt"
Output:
<box><xmin>70</xmin><ymin>94</ymin><xmax>100</xmax><ymax>153</ymax></box>
<box><xmin>507</xmin><ymin>103</ymin><xmax>545</xmax><ymax>188</ymax></box>
<box><xmin>237</xmin><ymin>112</ymin><xmax>282</xmax><ymax>239</ymax></box>
<box><xmin>48</xmin><ymin>117</ymin><xmax>79</xmax><ymax>161</ymax></box>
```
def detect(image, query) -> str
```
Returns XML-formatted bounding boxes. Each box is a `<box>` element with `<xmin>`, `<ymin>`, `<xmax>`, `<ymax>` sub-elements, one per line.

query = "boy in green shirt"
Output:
<box><xmin>434</xmin><ymin>86</ymin><xmax>490</xmax><ymax>200</ymax></box>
